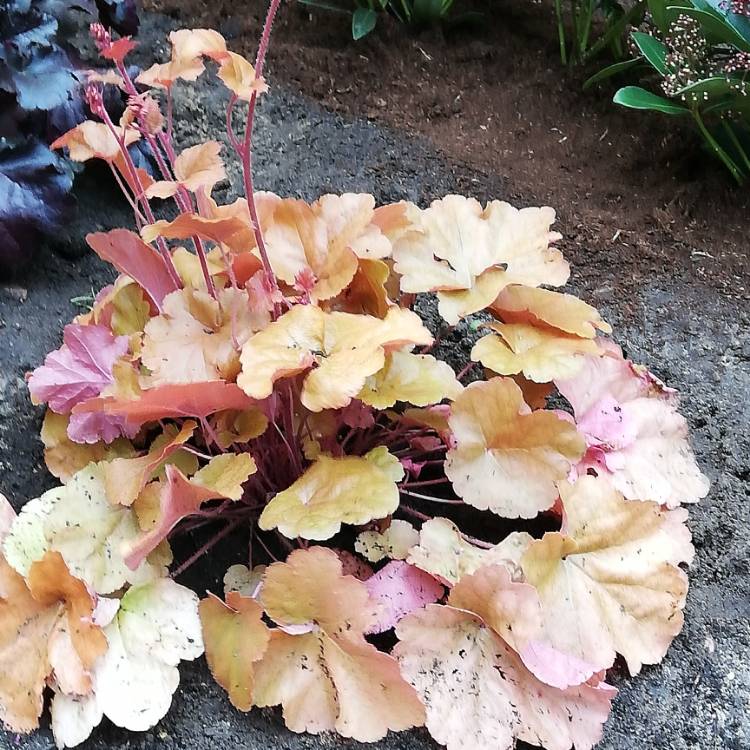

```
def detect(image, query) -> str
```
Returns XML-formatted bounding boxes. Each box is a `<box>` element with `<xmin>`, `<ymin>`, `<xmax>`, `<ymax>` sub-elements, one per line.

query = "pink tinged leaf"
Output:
<box><xmin>72</xmin><ymin>382</ymin><xmax>256</xmax><ymax>428</ymax></box>
<box><xmin>340</xmin><ymin>400</ymin><xmax>375</xmax><ymax>429</ymax></box>
<box><xmin>519</xmin><ymin>639</ymin><xmax>600</xmax><ymax>690</ymax></box>
<box><xmin>577</xmin><ymin>395</ymin><xmax>637</xmax><ymax>450</ymax></box>
<box><xmin>364</xmin><ymin>561</ymin><xmax>443</xmax><ymax>635</ymax></box>
<box><xmin>27</xmin><ymin>324</ymin><xmax>129</xmax><ymax>414</ymax></box>
<box><xmin>66</xmin><ymin>411</ymin><xmax>137</xmax><ymax>445</ymax></box>
<box><xmin>86</xmin><ymin>229</ymin><xmax>179</xmax><ymax>308</ymax></box>
<box><xmin>123</xmin><ymin>465</ymin><xmax>220</xmax><ymax>570</ymax></box>
<box><xmin>400</xmin><ymin>458</ymin><xmax>426</xmax><ymax>478</ymax></box>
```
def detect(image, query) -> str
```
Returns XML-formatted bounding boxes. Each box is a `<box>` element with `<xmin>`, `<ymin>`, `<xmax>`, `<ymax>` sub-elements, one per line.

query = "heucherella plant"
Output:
<box><xmin>0</xmin><ymin>1</ymin><xmax>709</xmax><ymax>748</ymax></box>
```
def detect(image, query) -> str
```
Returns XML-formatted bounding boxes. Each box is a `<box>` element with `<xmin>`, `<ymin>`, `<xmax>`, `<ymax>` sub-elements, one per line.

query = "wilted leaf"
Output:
<box><xmin>522</xmin><ymin>476</ymin><xmax>694</xmax><ymax>676</ymax></box>
<box><xmin>199</xmin><ymin>592</ymin><xmax>270</xmax><ymax>710</ymax></box>
<box><xmin>104</xmin><ymin>421</ymin><xmax>197</xmax><ymax>506</ymax></box>
<box><xmin>51</xmin><ymin>121</ymin><xmax>140</xmax><ymax>162</ymax></box>
<box><xmin>446</xmin><ymin>378</ymin><xmax>584</xmax><ymax>518</ymax></box>
<box><xmin>254</xmin><ymin>547</ymin><xmax>424</xmax><ymax>741</ymax></box>
<box><xmin>146</xmin><ymin>141</ymin><xmax>226</xmax><ymax>199</ymax></box>
<box><xmin>217</xmin><ymin>52</ymin><xmax>268</xmax><ymax>100</ymax></box>
<box><xmin>491</xmin><ymin>285</ymin><xmax>611</xmax><ymax>338</ymax></box>
<box><xmin>407</xmin><ymin>517</ymin><xmax>533</xmax><ymax>585</ymax></box>
<box><xmin>124</xmin><ymin>454</ymin><xmax>255</xmax><ymax>569</ymax></box>
<box><xmin>259</xmin><ymin>447</ymin><xmax>403</xmax><ymax>540</ymax></box>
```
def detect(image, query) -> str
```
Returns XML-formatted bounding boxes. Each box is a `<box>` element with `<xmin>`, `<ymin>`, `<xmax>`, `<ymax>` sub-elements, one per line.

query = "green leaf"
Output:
<box><xmin>665</xmin><ymin>6</ymin><xmax>750</xmax><ymax>51</ymax></box>
<box><xmin>352</xmin><ymin>7</ymin><xmax>378</xmax><ymax>39</ymax></box>
<box><xmin>675</xmin><ymin>76</ymin><xmax>737</xmax><ymax>104</ymax></box>
<box><xmin>412</xmin><ymin>0</ymin><xmax>450</xmax><ymax>24</ymax></box>
<box><xmin>631</xmin><ymin>31</ymin><xmax>669</xmax><ymax>75</ymax></box>
<box><xmin>648</xmin><ymin>0</ymin><xmax>689</xmax><ymax>32</ymax></box>
<box><xmin>613</xmin><ymin>86</ymin><xmax>689</xmax><ymax>115</ymax></box>
<box><xmin>583</xmin><ymin>57</ymin><xmax>643</xmax><ymax>90</ymax></box>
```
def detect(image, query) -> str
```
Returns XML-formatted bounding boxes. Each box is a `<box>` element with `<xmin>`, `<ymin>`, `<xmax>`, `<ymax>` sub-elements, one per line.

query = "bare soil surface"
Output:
<box><xmin>1</xmin><ymin>6</ymin><xmax>749</xmax><ymax>750</ymax></box>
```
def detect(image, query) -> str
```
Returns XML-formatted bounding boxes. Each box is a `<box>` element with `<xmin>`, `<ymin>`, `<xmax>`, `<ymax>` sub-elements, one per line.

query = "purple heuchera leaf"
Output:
<box><xmin>28</xmin><ymin>322</ymin><xmax>129</xmax><ymax>414</ymax></box>
<box><xmin>67</xmin><ymin>410</ymin><xmax>137</xmax><ymax>445</ymax></box>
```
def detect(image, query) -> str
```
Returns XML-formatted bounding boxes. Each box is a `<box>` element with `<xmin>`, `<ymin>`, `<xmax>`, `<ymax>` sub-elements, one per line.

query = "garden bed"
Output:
<box><xmin>2</xmin><ymin>5</ymin><xmax>749</xmax><ymax>750</ymax></box>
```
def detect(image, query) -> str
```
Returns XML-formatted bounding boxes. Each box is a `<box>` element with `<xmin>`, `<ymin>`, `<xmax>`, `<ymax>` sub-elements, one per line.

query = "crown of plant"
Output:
<box><xmin>0</xmin><ymin>2</ymin><xmax>709</xmax><ymax>748</ymax></box>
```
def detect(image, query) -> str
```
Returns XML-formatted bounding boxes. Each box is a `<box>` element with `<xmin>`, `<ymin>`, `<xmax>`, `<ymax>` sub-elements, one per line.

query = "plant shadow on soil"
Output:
<box><xmin>1</xmin><ymin>6</ymin><xmax>749</xmax><ymax>750</ymax></box>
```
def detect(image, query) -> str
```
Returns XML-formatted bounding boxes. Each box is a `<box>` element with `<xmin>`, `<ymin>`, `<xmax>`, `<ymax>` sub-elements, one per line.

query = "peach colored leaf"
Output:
<box><xmin>238</xmin><ymin>304</ymin><xmax>431</xmax><ymax>411</ymax></box>
<box><xmin>364</xmin><ymin>561</ymin><xmax>443</xmax><ymax>634</ymax></box>
<box><xmin>27</xmin><ymin>323</ymin><xmax>130</xmax><ymax>415</ymax></box>
<box><xmin>217</xmin><ymin>51</ymin><xmax>269</xmax><ymax>100</ymax></box>
<box><xmin>446</xmin><ymin>378</ymin><xmax>584</xmax><ymax>518</ymax></box>
<box><xmin>72</xmin><ymin>381</ymin><xmax>256</xmax><ymax>428</ymax></box>
<box><xmin>199</xmin><ymin>592</ymin><xmax>270</xmax><ymax>710</ymax></box>
<box><xmin>260</xmin><ymin>196</ymin><xmax>359</xmax><ymax>301</ymax></box>
<box><xmin>41</xmin><ymin>411</ymin><xmax>135</xmax><ymax>483</ymax></box>
<box><xmin>557</xmin><ymin>349</ymin><xmax>709</xmax><ymax>508</ymax></box>
<box><xmin>491</xmin><ymin>285</ymin><xmax>611</xmax><ymax>338</ymax></box>
<box><xmin>104</xmin><ymin>421</ymin><xmax>197</xmax><ymax>506</ymax></box>
<box><xmin>124</xmin><ymin>455</ymin><xmax>255</xmax><ymax>569</ymax></box>
<box><xmin>472</xmin><ymin>322</ymin><xmax>600</xmax><ymax>383</ymax></box>
<box><xmin>51</xmin><ymin>121</ymin><xmax>139</xmax><ymax>162</ymax></box>
<box><xmin>334</xmin><ymin>257</ymin><xmax>391</xmax><ymax>317</ymax></box>
<box><xmin>358</xmin><ymin>351</ymin><xmax>463</xmax><ymax>408</ymax></box>
<box><xmin>110</xmin><ymin>281</ymin><xmax>151</xmax><ymax>336</ymax></box>
<box><xmin>522</xmin><ymin>476</ymin><xmax>694</xmax><ymax>676</ymax></box>
<box><xmin>142</xmin><ymin>288</ymin><xmax>267</xmax><ymax>386</ymax></box>
<box><xmin>141</xmin><ymin>213</ymin><xmax>251</xmax><ymax>254</ymax></box>
<box><xmin>355</xmin><ymin>519</ymin><xmax>419</xmax><ymax>562</ymax></box>
<box><xmin>259</xmin><ymin>447</ymin><xmax>402</xmax><ymax>540</ymax></box>
<box><xmin>146</xmin><ymin>141</ymin><xmax>226</xmax><ymax>198</ymax></box>
<box><xmin>86</xmin><ymin>229</ymin><xmax>179</xmax><ymax>308</ymax></box>
<box><xmin>393</xmin><ymin>197</ymin><xmax>566</xmax><ymax>323</ymax></box>
<box><xmin>254</xmin><ymin>548</ymin><xmax>424</xmax><ymax>741</ymax></box>
<box><xmin>394</xmin><ymin>604</ymin><xmax>614</xmax><ymax>750</ymax></box>
<box><xmin>314</xmin><ymin>193</ymin><xmax>392</xmax><ymax>259</ymax></box>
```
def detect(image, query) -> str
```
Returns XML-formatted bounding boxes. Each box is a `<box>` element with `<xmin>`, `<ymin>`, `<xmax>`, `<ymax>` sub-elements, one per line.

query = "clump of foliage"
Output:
<box><xmin>0</xmin><ymin>2</ymin><xmax>709</xmax><ymax>748</ymax></box>
<box><xmin>554</xmin><ymin>0</ymin><xmax>647</xmax><ymax>65</ymax></box>
<box><xmin>593</xmin><ymin>0</ymin><xmax>750</xmax><ymax>183</ymax></box>
<box><xmin>0</xmin><ymin>0</ymin><xmax>138</xmax><ymax>272</ymax></box>
<box><xmin>298</xmin><ymin>0</ymin><xmax>467</xmax><ymax>40</ymax></box>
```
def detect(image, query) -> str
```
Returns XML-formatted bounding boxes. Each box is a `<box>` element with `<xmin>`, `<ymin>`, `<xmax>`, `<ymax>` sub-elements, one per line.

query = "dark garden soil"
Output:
<box><xmin>1</xmin><ymin>4</ymin><xmax>749</xmax><ymax>750</ymax></box>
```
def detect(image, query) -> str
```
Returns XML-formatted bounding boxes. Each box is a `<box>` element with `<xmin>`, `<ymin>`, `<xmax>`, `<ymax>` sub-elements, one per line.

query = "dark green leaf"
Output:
<box><xmin>647</xmin><ymin>0</ymin><xmax>688</xmax><ymax>31</ymax></box>
<box><xmin>675</xmin><ymin>76</ymin><xmax>738</xmax><ymax>104</ymax></box>
<box><xmin>613</xmin><ymin>85</ymin><xmax>689</xmax><ymax>114</ymax></box>
<box><xmin>352</xmin><ymin>7</ymin><xmax>378</xmax><ymax>39</ymax></box>
<box><xmin>631</xmin><ymin>31</ymin><xmax>669</xmax><ymax>75</ymax></box>
<box><xmin>665</xmin><ymin>6</ymin><xmax>750</xmax><ymax>51</ymax></box>
<box><xmin>583</xmin><ymin>57</ymin><xmax>643</xmax><ymax>89</ymax></box>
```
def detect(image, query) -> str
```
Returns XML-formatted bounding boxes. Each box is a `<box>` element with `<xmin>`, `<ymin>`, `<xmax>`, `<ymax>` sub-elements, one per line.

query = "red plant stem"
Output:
<box><xmin>255</xmin><ymin>531</ymin><xmax>280</xmax><ymax>562</ymax></box>
<box><xmin>398</xmin><ymin>504</ymin><xmax>431</xmax><ymax>522</ymax></box>
<box><xmin>457</xmin><ymin>361</ymin><xmax>478</xmax><ymax>381</ymax></box>
<box><xmin>107</xmin><ymin>163</ymin><xmax>147</xmax><ymax>226</ymax></box>
<box><xmin>171</xmin><ymin>520</ymin><xmax>241</xmax><ymax>578</ymax></box>
<box><xmin>400</xmin><ymin>477</ymin><xmax>451</xmax><ymax>489</ymax></box>
<box><xmin>240</xmin><ymin>0</ymin><xmax>284</xmax><ymax>297</ymax></box>
<box><xmin>99</xmin><ymin>108</ymin><xmax>181</xmax><ymax>289</ymax></box>
<box><xmin>115</xmin><ymin>61</ymin><xmax>217</xmax><ymax>299</ymax></box>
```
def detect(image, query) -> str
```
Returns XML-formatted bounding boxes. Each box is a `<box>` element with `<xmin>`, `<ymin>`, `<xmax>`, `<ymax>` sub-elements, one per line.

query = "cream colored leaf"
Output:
<box><xmin>359</xmin><ymin>351</ymin><xmax>463</xmax><ymax>408</ymax></box>
<box><xmin>355</xmin><ymin>519</ymin><xmax>419</xmax><ymax>562</ymax></box>
<box><xmin>446</xmin><ymin>378</ymin><xmax>585</xmax><ymax>518</ymax></box>
<box><xmin>522</xmin><ymin>475</ymin><xmax>694</xmax><ymax>675</ymax></box>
